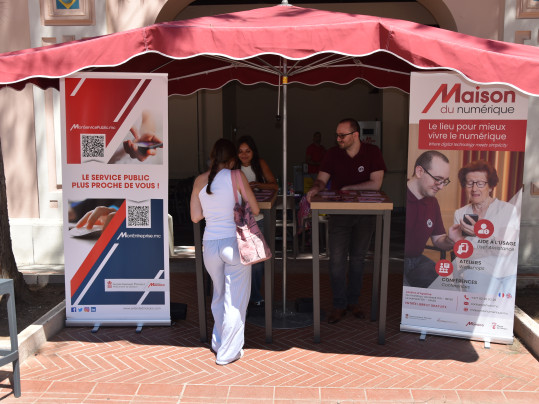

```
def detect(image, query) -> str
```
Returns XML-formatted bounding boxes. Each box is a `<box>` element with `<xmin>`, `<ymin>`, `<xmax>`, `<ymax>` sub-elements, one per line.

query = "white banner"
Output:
<box><xmin>401</xmin><ymin>72</ymin><xmax>528</xmax><ymax>344</ymax></box>
<box><xmin>61</xmin><ymin>72</ymin><xmax>170</xmax><ymax>326</ymax></box>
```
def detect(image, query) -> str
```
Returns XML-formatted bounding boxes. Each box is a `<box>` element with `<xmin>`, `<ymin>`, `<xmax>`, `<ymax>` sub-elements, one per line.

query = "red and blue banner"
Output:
<box><xmin>61</xmin><ymin>72</ymin><xmax>170</xmax><ymax>326</ymax></box>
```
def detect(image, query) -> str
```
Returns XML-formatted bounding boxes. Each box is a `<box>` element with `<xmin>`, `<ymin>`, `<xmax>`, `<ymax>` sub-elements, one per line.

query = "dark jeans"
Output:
<box><xmin>250</xmin><ymin>218</ymin><xmax>265</xmax><ymax>303</ymax></box>
<box><xmin>403</xmin><ymin>255</ymin><xmax>438</xmax><ymax>288</ymax></box>
<box><xmin>328</xmin><ymin>214</ymin><xmax>375</xmax><ymax>309</ymax></box>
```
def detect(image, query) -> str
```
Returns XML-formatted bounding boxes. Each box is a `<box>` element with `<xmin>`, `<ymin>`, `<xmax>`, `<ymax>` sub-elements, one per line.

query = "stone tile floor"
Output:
<box><xmin>1</xmin><ymin>259</ymin><xmax>538</xmax><ymax>403</ymax></box>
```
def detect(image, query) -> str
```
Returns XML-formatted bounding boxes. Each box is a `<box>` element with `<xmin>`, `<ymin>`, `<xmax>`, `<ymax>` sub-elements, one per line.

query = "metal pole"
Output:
<box><xmin>282</xmin><ymin>62</ymin><xmax>288</xmax><ymax>314</ymax></box>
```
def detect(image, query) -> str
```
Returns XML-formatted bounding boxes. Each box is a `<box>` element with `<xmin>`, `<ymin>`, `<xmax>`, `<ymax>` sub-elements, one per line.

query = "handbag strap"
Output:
<box><xmin>231</xmin><ymin>169</ymin><xmax>245</xmax><ymax>204</ymax></box>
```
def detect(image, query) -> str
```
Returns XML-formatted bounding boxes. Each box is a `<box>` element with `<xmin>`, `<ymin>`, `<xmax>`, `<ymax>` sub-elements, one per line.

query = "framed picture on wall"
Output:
<box><xmin>40</xmin><ymin>0</ymin><xmax>95</xmax><ymax>26</ymax></box>
<box><xmin>517</xmin><ymin>0</ymin><xmax>539</xmax><ymax>19</ymax></box>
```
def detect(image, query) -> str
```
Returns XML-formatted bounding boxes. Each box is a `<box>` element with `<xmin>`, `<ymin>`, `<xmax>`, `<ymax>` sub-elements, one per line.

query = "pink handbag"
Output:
<box><xmin>231</xmin><ymin>170</ymin><xmax>272</xmax><ymax>265</ymax></box>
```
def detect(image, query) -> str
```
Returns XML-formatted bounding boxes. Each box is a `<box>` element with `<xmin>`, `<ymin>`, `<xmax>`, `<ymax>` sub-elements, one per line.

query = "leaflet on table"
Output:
<box><xmin>254</xmin><ymin>189</ymin><xmax>275</xmax><ymax>202</ymax></box>
<box><xmin>316</xmin><ymin>190</ymin><xmax>385</xmax><ymax>202</ymax></box>
<box><xmin>401</xmin><ymin>72</ymin><xmax>528</xmax><ymax>344</ymax></box>
<box><xmin>60</xmin><ymin>73</ymin><xmax>170</xmax><ymax>326</ymax></box>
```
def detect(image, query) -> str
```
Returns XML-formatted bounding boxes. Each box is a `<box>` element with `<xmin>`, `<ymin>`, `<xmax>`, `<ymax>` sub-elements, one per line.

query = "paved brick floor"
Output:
<box><xmin>1</xmin><ymin>260</ymin><xmax>538</xmax><ymax>403</ymax></box>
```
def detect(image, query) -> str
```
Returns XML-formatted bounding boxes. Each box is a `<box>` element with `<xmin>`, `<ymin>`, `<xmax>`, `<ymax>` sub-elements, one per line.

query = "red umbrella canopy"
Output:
<box><xmin>2</xmin><ymin>5</ymin><xmax>539</xmax><ymax>95</ymax></box>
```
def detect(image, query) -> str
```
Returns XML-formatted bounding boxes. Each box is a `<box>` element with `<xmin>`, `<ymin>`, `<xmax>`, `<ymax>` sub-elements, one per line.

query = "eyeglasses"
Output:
<box><xmin>420</xmin><ymin>166</ymin><xmax>451</xmax><ymax>186</ymax></box>
<box><xmin>465</xmin><ymin>180</ymin><xmax>488</xmax><ymax>188</ymax></box>
<box><xmin>335</xmin><ymin>130</ymin><xmax>356</xmax><ymax>140</ymax></box>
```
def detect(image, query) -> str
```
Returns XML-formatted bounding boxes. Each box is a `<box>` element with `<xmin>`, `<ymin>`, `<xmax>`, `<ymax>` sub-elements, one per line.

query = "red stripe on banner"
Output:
<box><xmin>418</xmin><ymin>120</ymin><xmax>527</xmax><ymax>151</ymax></box>
<box><xmin>120</xmin><ymin>79</ymin><xmax>151</xmax><ymax>124</ymax></box>
<box><xmin>70</xmin><ymin>201</ymin><xmax>127</xmax><ymax>297</ymax></box>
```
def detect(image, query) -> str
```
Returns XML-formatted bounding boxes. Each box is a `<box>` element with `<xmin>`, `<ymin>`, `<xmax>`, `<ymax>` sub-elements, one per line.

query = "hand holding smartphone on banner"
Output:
<box><xmin>461</xmin><ymin>213</ymin><xmax>479</xmax><ymax>237</ymax></box>
<box><xmin>124</xmin><ymin>110</ymin><xmax>164</xmax><ymax>161</ymax></box>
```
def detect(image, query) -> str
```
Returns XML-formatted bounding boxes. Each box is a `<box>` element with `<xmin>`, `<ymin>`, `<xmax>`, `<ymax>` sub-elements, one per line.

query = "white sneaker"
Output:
<box><xmin>215</xmin><ymin>349</ymin><xmax>244</xmax><ymax>366</ymax></box>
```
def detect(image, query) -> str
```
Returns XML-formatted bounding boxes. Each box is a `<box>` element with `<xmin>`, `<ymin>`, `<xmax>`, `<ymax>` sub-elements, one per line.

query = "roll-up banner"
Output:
<box><xmin>61</xmin><ymin>73</ymin><xmax>170</xmax><ymax>327</ymax></box>
<box><xmin>401</xmin><ymin>72</ymin><xmax>528</xmax><ymax>344</ymax></box>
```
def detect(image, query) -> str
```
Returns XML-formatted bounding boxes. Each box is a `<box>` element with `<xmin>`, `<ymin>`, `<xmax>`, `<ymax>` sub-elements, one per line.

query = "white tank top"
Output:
<box><xmin>199</xmin><ymin>169</ymin><xmax>239</xmax><ymax>240</ymax></box>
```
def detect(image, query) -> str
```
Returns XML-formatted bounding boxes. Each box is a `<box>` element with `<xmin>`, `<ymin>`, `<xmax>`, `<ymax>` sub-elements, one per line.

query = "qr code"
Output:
<box><xmin>127</xmin><ymin>205</ymin><xmax>151</xmax><ymax>228</ymax></box>
<box><xmin>81</xmin><ymin>134</ymin><xmax>105</xmax><ymax>159</ymax></box>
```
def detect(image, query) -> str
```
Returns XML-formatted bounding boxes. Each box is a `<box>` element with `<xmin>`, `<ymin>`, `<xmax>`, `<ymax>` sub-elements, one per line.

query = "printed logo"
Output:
<box><xmin>84</xmin><ymin>307</ymin><xmax>90</xmax><ymax>313</ymax></box>
<box><xmin>91</xmin><ymin>307</ymin><xmax>97</xmax><ymax>312</ymax></box>
<box><xmin>107</xmin><ymin>280</ymin><xmax>113</xmax><ymax>289</ymax></box>
<box><xmin>71</xmin><ymin>307</ymin><xmax>77</xmax><ymax>312</ymax></box>
<box><xmin>427</xmin><ymin>219</ymin><xmax>433</xmax><ymax>228</ymax></box>
<box><xmin>436</xmin><ymin>259</ymin><xmax>453</xmax><ymax>277</ymax></box>
<box><xmin>454</xmin><ymin>239</ymin><xmax>474</xmax><ymax>259</ymax></box>
<box><xmin>475</xmin><ymin>219</ymin><xmax>494</xmax><ymax>239</ymax></box>
<box><xmin>465</xmin><ymin>321</ymin><xmax>484</xmax><ymax>327</ymax></box>
<box><xmin>358</xmin><ymin>166</ymin><xmax>365</xmax><ymax>173</ymax></box>
<box><xmin>421</xmin><ymin>83</ymin><xmax>517</xmax><ymax>113</ymax></box>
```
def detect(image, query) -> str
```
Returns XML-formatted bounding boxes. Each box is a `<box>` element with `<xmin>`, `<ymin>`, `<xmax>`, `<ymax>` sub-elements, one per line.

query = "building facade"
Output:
<box><xmin>1</xmin><ymin>1</ymin><xmax>538</xmax><ymax>284</ymax></box>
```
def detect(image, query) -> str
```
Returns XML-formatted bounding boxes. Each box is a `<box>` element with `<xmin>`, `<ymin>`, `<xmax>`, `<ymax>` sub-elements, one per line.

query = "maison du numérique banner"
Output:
<box><xmin>61</xmin><ymin>73</ymin><xmax>170</xmax><ymax>327</ymax></box>
<box><xmin>402</xmin><ymin>72</ymin><xmax>527</xmax><ymax>344</ymax></box>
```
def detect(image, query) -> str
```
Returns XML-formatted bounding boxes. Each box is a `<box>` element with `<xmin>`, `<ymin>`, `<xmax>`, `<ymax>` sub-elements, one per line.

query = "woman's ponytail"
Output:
<box><xmin>206</xmin><ymin>138</ymin><xmax>237</xmax><ymax>194</ymax></box>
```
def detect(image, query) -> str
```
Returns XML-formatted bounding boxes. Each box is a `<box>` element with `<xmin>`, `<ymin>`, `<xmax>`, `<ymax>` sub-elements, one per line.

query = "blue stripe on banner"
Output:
<box><xmin>76</xmin><ymin>199</ymin><xmax>165</xmax><ymax>305</ymax></box>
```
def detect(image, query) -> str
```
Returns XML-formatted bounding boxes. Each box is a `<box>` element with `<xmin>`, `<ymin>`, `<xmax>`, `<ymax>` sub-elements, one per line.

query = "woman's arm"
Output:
<box><xmin>190</xmin><ymin>173</ymin><xmax>208</xmax><ymax>223</ymax></box>
<box><xmin>239</xmin><ymin>171</ymin><xmax>260</xmax><ymax>216</ymax></box>
<box><xmin>254</xmin><ymin>159</ymin><xmax>278</xmax><ymax>191</ymax></box>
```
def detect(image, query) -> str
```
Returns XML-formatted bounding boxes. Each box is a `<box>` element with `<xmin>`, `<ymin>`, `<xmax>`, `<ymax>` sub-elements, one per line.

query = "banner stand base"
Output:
<box><xmin>66</xmin><ymin>319</ymin><xmax>171</xmax><ymax>332</ymax></box>
<box><xmin>401</xmin><ymin>324</ymin><xmax>513</xmax><ymax>346</ymax></box>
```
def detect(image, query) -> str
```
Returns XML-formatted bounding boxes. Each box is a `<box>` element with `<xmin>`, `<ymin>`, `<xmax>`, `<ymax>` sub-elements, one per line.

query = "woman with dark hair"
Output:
<box><xmin>449</xmin><ymin>160</ymin><xmax>521</xmax><ymax>295</ymax></box>
<box><xmin>235</xmin><ymin>135</ymin><xmax>278</xmax><ymax>307</ymax></box>
<box><xmin>190</xmin><ymin>138</ymin><xmax>260</xmax><ymax>365</ymax></box>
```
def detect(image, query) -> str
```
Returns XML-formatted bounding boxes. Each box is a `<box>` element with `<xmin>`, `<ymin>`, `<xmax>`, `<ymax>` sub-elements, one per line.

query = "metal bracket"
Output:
<box><xmin>135</xmin><ymin>324</ymin><xmax>143</xmax><ymax>333</ymax></box>
<box><xmin>91</xmin><ymin>324</ymin><xmax>100</xmax><ymax>333</ymax></box>
<box><xmin>484</xmin><ymin>338</ymin><xmax>491</xmax><ymax>349</ymax></box>
<box><xmin>419</xmin><ymin>330</ymin><xmax>427</xmax><ymax>341</ymax></box>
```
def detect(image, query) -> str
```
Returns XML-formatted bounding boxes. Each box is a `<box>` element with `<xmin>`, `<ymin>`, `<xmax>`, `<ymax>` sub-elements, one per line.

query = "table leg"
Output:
<box><xmin>378</xmin><ymin>210</ymin><xmax>391</xmax><ymax>345</ymax></box>
<box><xmin>371</xmin><ymin>215</ymin><xmax>382</xmax><ymax>321</ymax></box>
<box><xmin>193</xmin><ymin>222</ymin><xmax>207</xmax><ymax>343</ymax></box>
<box><xmin>312</xmin><ymin>210</ymin><xmax>321</xmax><ymax>343</ymax></box>
<box><xmin>270</xmin><ymin>207</ymin><xmax>276</xmax><ymax>303</ymax></box>
<box><xmin>263</xmin><ymin>207</ymin><xmax>274</xmax><ymax>343</ymax></box>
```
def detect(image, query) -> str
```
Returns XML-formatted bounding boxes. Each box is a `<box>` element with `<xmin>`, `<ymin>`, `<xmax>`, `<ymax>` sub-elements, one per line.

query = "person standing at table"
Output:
<box><xmin>235</xmin><ymin>135</ymin><xmax>278</xmax><ymax>308</ymax></box>
<box><xmin>306</xmin><ymin>118</ymin><xmax>386</xmax><ymax>324</ymax></box>
<box><xmin>404</xmin><ymin>150</ymin><xmax>461</xmax><ymax>288</ymax></box>
<box><xmin>190</xmin><ymin>138</ymin><xmax>260</xmax><ymax>365</ymax></box>
<box><xmin>305</xmin><ymin>131</ymin><xmax>326</xmax><ymax>176</ymax></box>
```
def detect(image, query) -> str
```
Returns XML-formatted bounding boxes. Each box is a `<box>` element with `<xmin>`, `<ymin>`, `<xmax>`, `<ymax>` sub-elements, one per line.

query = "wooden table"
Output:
<box><xmin>194</xmin><ymin>189</ymin><xmax>277</xmax><ymax>343</ymax></box>
<box><xmin>310</xmin><ymin>190</ymin><xmax>393</xmax><ymax>344</ymax></box>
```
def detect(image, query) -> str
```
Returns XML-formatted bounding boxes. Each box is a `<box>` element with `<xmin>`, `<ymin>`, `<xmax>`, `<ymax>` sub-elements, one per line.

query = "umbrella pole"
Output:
<box><xmin>248</xmin><ymin>66</ymin><xmax>313</xmax><ymax>330</ymax></box>
<box><xmin>282</xmin><ymin>70</ymin><xmax>288</xmax><ymax>315</ymax></box>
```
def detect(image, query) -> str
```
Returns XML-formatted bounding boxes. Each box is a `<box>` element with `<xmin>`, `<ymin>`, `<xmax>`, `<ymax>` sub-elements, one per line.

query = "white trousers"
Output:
<box><xmin>203</xmin><ymin>237</ymin><xmax>251</xmax><ymax>364</ymax></box>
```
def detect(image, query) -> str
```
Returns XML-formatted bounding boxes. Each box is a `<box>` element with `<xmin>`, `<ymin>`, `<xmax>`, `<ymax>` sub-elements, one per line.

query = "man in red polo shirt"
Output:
<box><xmin>405</xmin><ymin>150</ymin><xmax>462</xmax><ymax>288</ymax></box>
<box><xmin>305</xmin><ymin>131</ymin><xmax>326</xmax><ymax>175</ymax></box>
<box><xmin>307</xmin><ymin>118</ymin><xmax>386</xmax><ymax>324</ymax></box>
